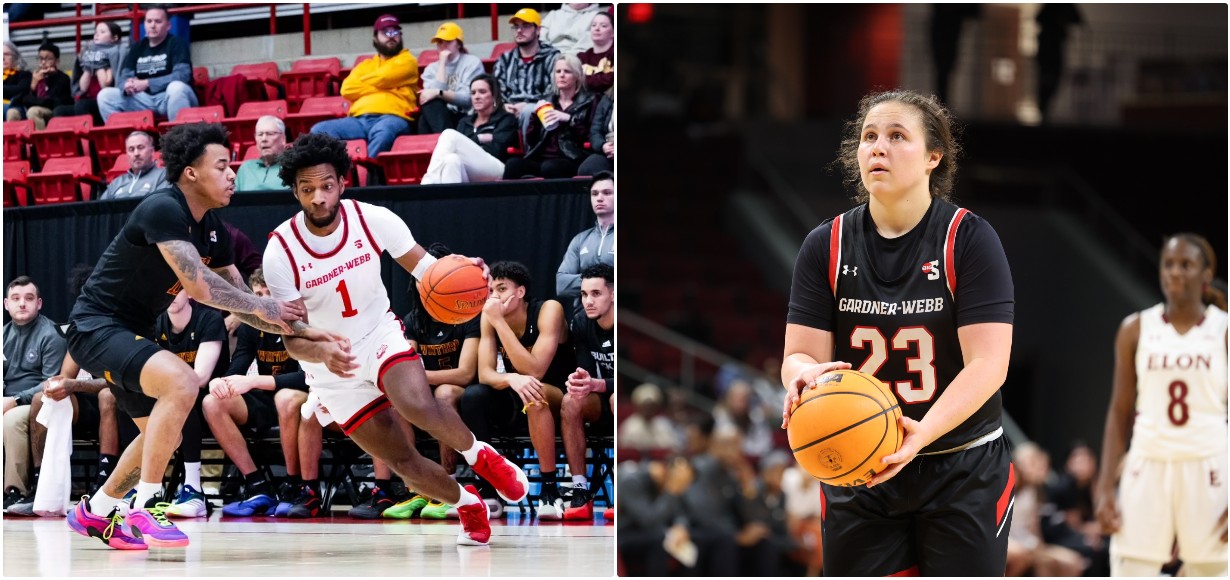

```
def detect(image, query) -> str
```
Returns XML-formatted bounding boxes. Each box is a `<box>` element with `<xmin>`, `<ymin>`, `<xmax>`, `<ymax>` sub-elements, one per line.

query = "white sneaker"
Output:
<box><xmin>163</xmin><ymin>485</ymin><xmax>208</xmax><ymax>518</ymax></box>
<box><xmin>536</xmin><ymin>486</ymin><xmax>565</xmax><ymax>520</ymax></box>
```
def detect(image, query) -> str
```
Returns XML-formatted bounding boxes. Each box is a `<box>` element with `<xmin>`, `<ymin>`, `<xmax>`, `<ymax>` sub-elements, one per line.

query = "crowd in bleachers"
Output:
<box><xmin>3</xmin><ymin>4</ymin><xmax>617</xmax><ymax>526</ymax></box>
<box><xmin>3</xmin><ymin>3</ymin><xmax>615</xmax><ymax>207</ymax></box>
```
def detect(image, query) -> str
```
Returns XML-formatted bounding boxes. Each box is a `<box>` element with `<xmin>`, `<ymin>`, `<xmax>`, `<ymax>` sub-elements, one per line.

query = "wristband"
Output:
<box><xmin>411</xmin><ymin>254</ymin><xmax>438</xmax><ymax>280</ymax></box>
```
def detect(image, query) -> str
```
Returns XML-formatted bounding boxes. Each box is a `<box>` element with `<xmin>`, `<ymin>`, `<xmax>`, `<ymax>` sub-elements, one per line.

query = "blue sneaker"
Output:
<box><xmin>222</xmin><ymin>493</ymin><xmax>276</xmax><ymax>517</ymax></box>
<box><xmin>273</xmin><ymin>481</ymin><xmax>295</xmax><ymax>517</ymax></box>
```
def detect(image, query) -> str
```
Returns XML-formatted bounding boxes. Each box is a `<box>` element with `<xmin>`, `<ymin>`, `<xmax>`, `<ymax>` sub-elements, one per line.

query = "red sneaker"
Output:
<box><xmin>562</xmin><ymin>486</ymin><xmax>594</xmax><ymax>521</ymax></box>
<box><xmin>471</xmin><ymin>442</ymin><xmax>528</xmax><ymax>503</ymax></box>
<box><xmin>456</xmin><ymin>485</ymin><xmax>491</xmax><ymax>546</ymax></box>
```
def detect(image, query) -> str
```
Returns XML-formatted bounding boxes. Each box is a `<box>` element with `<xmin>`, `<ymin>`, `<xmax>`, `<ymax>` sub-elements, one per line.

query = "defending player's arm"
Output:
<box><xmin>210</xmin><ymin>263</ymin><xmax>311</xmax><ymax>336</ymax></box>
<box><xmin>1094</xmin><ymin>313</ymin><xmax>1140</xmax><ymax>535</ymax></box>
<box><xmin>158</xmin><ymin>240</ymin><xmax>303</xmax><ymax>334</ymax></box>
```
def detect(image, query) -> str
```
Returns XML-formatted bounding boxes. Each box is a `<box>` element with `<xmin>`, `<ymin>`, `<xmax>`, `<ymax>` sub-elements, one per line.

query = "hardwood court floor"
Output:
<box><xmin>3</xmin><ymin>510</ymin><xmax>614</xmax><ymax>576</ymax></box>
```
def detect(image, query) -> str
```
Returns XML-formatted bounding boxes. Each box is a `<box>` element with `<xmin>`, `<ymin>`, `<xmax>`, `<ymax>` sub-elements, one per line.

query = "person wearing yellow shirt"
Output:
<box><xmin>310</xmin><ymin>14</ymin><xmax>419</xmax><ymax>157</ymax></box>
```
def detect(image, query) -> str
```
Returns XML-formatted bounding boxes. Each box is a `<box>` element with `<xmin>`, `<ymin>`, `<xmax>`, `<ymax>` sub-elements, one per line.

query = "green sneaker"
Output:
<box><xmin>383</xmin><ymin>494</ymin><xmax>429</xmax><ymax>519</ymax></box>
<box><xmin>420</xmin><ymin>499</ymin><xmax>454</xmax><ymax>519</ymax></box>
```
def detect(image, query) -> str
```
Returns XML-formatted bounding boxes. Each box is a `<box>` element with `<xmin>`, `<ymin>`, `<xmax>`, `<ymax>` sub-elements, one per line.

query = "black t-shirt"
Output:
<box><xmin>153</xmin><ymin>305</ymin><xmax>230</xmax><ymax>382</ymax></box>
<box><xmin>787</xmin><ymin>199</ymin><xmax>1014</xmax><ymax>453</ymax></box>
<box><xmin>227</xmin><ymin>324</ymin><xmax>305</xmax><ymax>391</ymax></box>
<box><xmin>570</xmin><ymin>309</ymin><xmax>614</xmax><ymax>392</ymax></box>
<box><xmin>124</xmin><ymin>35</ymin><xmax>191</xmax><ymax>81</ymax></box>
<box><xmin>403</xmin><ymin>308</ymin><xmax>480</xmax><ymax>373</ymax></box>
<box><xmin>70</xmin><ymin>186</ymin><xmax>235</xmax><ymax>337</ymax></box>
<box><xmin>496</xmin><ymin>299</ymin><xmax>574</xmax><ymax>388</ymax></box>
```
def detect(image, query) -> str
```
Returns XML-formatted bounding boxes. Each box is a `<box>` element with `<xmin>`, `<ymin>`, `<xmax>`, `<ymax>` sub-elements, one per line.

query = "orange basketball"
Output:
<box><xmin>787</xmin><ymin>369</ymin><xmax>903</xmax><ymax>487</ymax></box>
<box><xmin>417</xmin><ymin>256</ymin><xmax>488</xmax><ymax>324</ymax></box>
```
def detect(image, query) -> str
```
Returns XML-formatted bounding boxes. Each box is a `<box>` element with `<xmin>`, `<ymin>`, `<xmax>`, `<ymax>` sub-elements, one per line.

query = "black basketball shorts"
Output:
<box><xmin>819</xmin><ymin>435</ymin><xmax>1015</xmax><ymax>576</ymax></box>
<box><xmin>66</xmin><ymin>321</ymin><xmax>164</xmax><ymax>419</ymax></box>
<box><xmin>241</xmin><ymin>390</ymin><xmax>278</xmax><ymax>435</ymax></box>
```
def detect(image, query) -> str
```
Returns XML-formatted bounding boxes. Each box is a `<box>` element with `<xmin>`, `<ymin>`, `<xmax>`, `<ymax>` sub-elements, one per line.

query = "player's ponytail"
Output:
<box><xmin>1204</xmin><ymin>279</ymin><xmax>1227</xmax><ymax>311</ymax></box>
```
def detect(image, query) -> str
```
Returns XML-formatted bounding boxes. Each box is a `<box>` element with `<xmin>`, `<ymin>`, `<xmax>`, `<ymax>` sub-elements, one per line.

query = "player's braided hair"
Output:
<box><xmin>1165</xmin><ymin>232</ymin><xmax>1227</xmax><ymax>310</ymax></box>
<box><xmin>277</xmin><ymin>132</ymin><xmax>353</xmax><ymax>190</ymax></box>
<box><xmin>161</xmin><ymin>122</ymin><xmax>230</xmax><ymax>182</ymax></box>
<box><xmin>835</xmin><ymin>89</ymin><xmax>962</xmax><ymax>204</ymax></box>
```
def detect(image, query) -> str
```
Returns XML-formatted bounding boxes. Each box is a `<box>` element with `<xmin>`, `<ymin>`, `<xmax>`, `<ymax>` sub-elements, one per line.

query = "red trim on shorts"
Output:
<box><xmin>828</xmin><ymin>214</ymin><xmax>843</xmax><ymax>295</ymax></box>
<box><xmin>350</xmin><ymin>200</ymin><xmax>382</xmax><ymax>255</ymax></box>
<box><xmin>819</xmin><ymin>486</ymin><xmax>826</xmax><ymax>522</ymax></box>
<box><xmin>340</xmin><ymin>395</ymin><xmax>391</xmax><ymax>435</ymax></box>
<box><xmin>887</xmin><ymin>565</ymin><xmax>920</xmax><ymax>576</ymax></box>
<box><xmin>996</xmin><ymin>462</ymin><xmax>1016</xmax><ymax>528</ymax></box>
<box><xmin>376</xmin><ymin>347</ymin><xmax>420</xmax><ymax>393</ymax></box>
<box><xmin>269</xmin><ymin>231</ymin><xmax>300</xmax><ymax>289</ymax></box>
<box><xmin>290</xmin><ymin>204</ymin><xmax>349</xmax><ymax>258</ymax></box>
<box><xmin>943</xmin><ymin>208</ymin><xmax>969</xmax><ymax>299</ymax></box>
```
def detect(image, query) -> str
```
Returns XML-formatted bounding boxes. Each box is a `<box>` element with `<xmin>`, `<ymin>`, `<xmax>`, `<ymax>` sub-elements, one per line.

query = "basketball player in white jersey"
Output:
<box><xmin>261</xmin><ymin>133</ymin><xmax>529</xmax><ymax>546</ymax></box>
<box><xmin>1096</xmin><ymin>233</ymin><xmax>1228</xmax><ymax>576</ymax></box>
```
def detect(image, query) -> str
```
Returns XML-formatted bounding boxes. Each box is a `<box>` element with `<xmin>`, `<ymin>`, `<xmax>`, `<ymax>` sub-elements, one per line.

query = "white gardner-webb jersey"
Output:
<box><xmin>264</xmin><ymin>199</ymin><xmax>417</xmax><ymax>348</ymax></box>
<box><xmin>1130</xmin><ymin>303</ymin><xmax>1228</xmax><ymax>459</ymax></box>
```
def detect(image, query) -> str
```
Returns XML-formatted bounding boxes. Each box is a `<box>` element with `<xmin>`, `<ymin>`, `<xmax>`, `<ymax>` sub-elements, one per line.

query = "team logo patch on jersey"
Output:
<box><xmin>922</xmin><ymin>259</ymin><xmax>940</xmax><ymax>280</ymax></box>
<box><xmin>209</xmin><ymin>230</ymin><xmax>217</xmax><ymax>242</ymax></box>
<box><xmin>819</xmin><ymin>448</ymin><xmax>843</xmax><ymax>471</ymax></box>
<box><xmin>25</xmin><ymin>349</ymin><xmax>37</xmax><ymax>363</ymax></box>
<box><xmin>842</xmin><ymin>264</ymin><xmax>858</xmax><ymax>276</ymax></box>
<box><xmin>376</xmin><ymin>344</ymin><xmax>388</xmax><ymax>359</ymax></box>
<box><xmin>602</xmin><ymin>340</ymin><xmax>612</xmax><ymax>348</ymax></box>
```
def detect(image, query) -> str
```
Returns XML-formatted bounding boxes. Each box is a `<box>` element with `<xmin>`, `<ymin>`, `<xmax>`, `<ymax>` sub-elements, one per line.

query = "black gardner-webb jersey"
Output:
<box><xmin>787</xmin><ymin>199</ymin><xmax>1014</xmax><ymax>453</ymax></box>
<box><xmin>571</xmin><ymin>309</ymin><xmax>614</xmax><ymax>392</ymax></box>
<box><xmin>70</xmin><ymin>186</ymin><xmax>234</xmax><ymax>337</ymax></box>
<box><xmin>404</xmin><ymin>310</ymin><xmax>480</xmax><ymax>372</ymax></box>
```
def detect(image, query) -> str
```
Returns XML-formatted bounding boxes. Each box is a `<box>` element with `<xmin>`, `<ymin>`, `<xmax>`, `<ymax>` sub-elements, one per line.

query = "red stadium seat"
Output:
<box><xmin>29</xmin><ymin>115</ymin><xmax>93</xmax><ymax>163</ymax></box>
<box><xmin>231</xmin><ymin>62</ymin><xmax>284</xmax><ymax>102</ymax></box>
<box><xmin>3</xmin><ymin>160</ymin><xmax>32</xmax><ymax>207</ymax></box>
<box><xmin>417</xmin><ymin>49</ymin><xmax>439</xmax><ymax>71</ymax></box>
<box><xmin>484</xmin><ymin>42</ymin><xmax>516</xmax><ymax>72</ymax></box>
<box><xmin>221</xmin><ymin>100</ymin><xmax>289</xmax><ymax>157</ymax></box>
<box><xmin>376</xmin><ymin>134</ymin><xmax>440</xmax><ymax>185</ymax></box>
<box><xmin>229</xmin><ymin>144</ymin><xmax>259</xmax><ymax>173</ymax></box>
<box><xmin>192</xmin><ymin>66</ymin><xmax>211</xmax><ymax>103</ymax></box>
<box><xmin>341</xmin><ymin>54</ymin><xmax>374</xmax><ymax>80</ymax></box>
<box><xmin>105</xmin><ymin>151</ymin><xmax>164</xmax><ymax>182</ymax></box>
<box><xmin>4</xmin><ymin>120</ymin><xmax>34</xmax><ymax>163</ymax></box>
<box><xmin>89</xmin><ymin>110</ymin><xmax>156</xmax><ymax>172</ymax></box>
<box><xmin>27</xmin><ymin>156</ymin><xmax>102</xmax><ymax>205</ymax></box>
<box><xmin>159</xmin><ymin>105</ymin><xmax>226</xmax><ymax>131</ymax></box>
<box><xmin>345</xmin><ymin>139</ymin><xmax>378</xmax><ymax>187</ymax></box>
<box><xmin>283</xmin><ymin>96</ymin><xmax>350</xmax><ymax>138</ymax></box>
<box><xmin>280</xmin><ymin>57</ymin><xmax>341</xmax><ymax>110</ymax></box>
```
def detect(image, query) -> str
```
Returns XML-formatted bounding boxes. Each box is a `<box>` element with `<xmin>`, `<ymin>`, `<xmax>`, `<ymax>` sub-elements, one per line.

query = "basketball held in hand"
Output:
<box><xmin>787</xmin><ymin>369</ymin><xmax>903</xmax><ymax>487</ymax></box>
<box><xmin>417</xmin><ymin>256</ymin><xmax>488</xmax><ymax>324</ymax></box>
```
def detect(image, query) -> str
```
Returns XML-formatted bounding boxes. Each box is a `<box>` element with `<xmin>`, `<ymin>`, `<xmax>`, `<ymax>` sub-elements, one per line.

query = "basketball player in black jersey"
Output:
<box><xmin>65</xmin><ymin>123</ymin><xmax>315</xmax><ymax>550</ymax></box>
<box><xmin>560</xmin><ymin>263</ymin><xmax>614</xmax><ymax>520</ymax></box>
<box><xmin>782</xmin><ymin>90</ymin><xmax>1015</xmax><ymax>576</ymax></box>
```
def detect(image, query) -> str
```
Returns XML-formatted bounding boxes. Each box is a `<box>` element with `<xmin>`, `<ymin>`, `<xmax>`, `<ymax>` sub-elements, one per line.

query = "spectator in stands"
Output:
<box><xmin>1046</xmin><ymin>441</ymin><xmax>1109</xmax><ymax>576</ymax></box>
<box><xmin>417</xmin><ymin>22</ymin><xmax>484</xmax><ymax>135</ymax></box>
<box><xmin>558</xmin><ymin>263</ymin><xmax>615</xmax><ymax>520</ymax></box>
<box><xmin>739</xmin><ymin>450</ymin><xmax>803</xmax><ymax>576</ymax></box>
<box><xmin>678</xmin><ymin>421</ymin><xmax>743</xmax><ymax>575</ymax></box>
<box><xmin>503</xmin><ymin>54</ymin><xmax>610</xmax><ymax>179</ymax></box>
<box><xmin>6</xmin><ymin>41</ymin><xmax>73</xmax><ymax>130</ymax></box>
<box><xmin>541</xmin><ymin>4</ymin><xmax>604</xmax><ymax>55</ymax></box>
<box><xmin>556</xmin><ymin>171</ymin><xmax>614</xmax><ymax>320</ymax></box>
<box><xmin>97</xmin><ymin>5</ymin><xmax>197</xmax><ymax>123</ymax></box>
<box><xmin>713</xmin><ymin>379</ymin><xmax>775</xmax><ymax>460</ymax></box>
<box><xmin>578</xmin><ymin>11</ymin><xmax>613</xmax><ymax>96</ymax></box>
<box><xmin>2</xmin><ymin>40</ymin><xmax>31</xmax><ymax>120</ymax></box>
<box><xmin>54</xmin><ymin>21</ymin><xmax>127</xmax><ymax>124</ymax></box>
<box><xmin>2</xmin><ymin>276</ymin><xmax>68</xmax><ymax>506</ymax></box>
<box><xmin>99</xmin><ymin>131</ymin><xmax>169</xmax><ymax>200</ymax></box>
<box><xmin>235</xmin><ymin>116</ymin><xmax>288</xmax><ymax>191</ymax></box>
<box><xmin>493</xmin><ymin>9</ymin><xmax>560</xmax><ymax>123</ymax></box>
<box><xmin>576</xmin><ymin>87</ymin><xmax>612</xmax><ymax>176</ymax></box>
<box><xmin>206</xmin><ymin>269</ymin><xmax>310</xmax><ymax>517</ymax></box>
<box><xmin>463</xmin><ymin>261</ymin><xmax>572</xmax><ymax>519</ymax></box>
<box><xmin>781</xmin><ymin>461</ymin><xmax>824</xmax><ymax>575</ymax></box>
<box><xmin>311</xmin><ymin>14</ymin><xmax>418</xmax><ymax>157</ymax></box>
<box><xmin>618</xmin><ymin>383</ymin><xmax>681</xmax><ymax>454</ymax></box>
<box><xmin>617</xmin><ymin>456</ymin><xmax>695</xmax><ymax>576</ymax></box>
<box><xmin>420</xmin><ymin>74</ymin><xmax>517</xmax><ymax>185</ymax></box>
<box><xmin>1006</xmin><ymin>442</ymin><xmax>1085</xmax><ymax>576</ymax></box>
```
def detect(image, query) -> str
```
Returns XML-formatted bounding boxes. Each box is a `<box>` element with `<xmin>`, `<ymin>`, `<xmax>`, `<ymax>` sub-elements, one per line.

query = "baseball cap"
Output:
<box><xmin>509</xmin><ymin>8</ymin><xmax>541</xmax><ymax>27</ymax></box>
<box><xmin>430</xmin><ymin>22</ymin><xmax>464</xmax><ymax>43</ymax></box>
<box><xmin>373</xmin><ymin>14</ymin><xmax>401</xmax><ymax>32</ymax></box>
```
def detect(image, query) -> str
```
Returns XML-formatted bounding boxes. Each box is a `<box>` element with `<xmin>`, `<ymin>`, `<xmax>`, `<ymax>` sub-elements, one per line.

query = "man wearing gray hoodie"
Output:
<box><xmin>556</xmin><ymin>171</ymin><xmax>614</xmax><ymax>320</ymax></box>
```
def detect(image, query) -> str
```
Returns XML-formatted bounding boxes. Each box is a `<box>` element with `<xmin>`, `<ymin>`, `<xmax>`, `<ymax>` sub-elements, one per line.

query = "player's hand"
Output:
<box><xmin>1095</xmin><ymin>491</ymin><xmax>1121</xmax><ymax>535</ymax></box>
<box><xmin>437</xmin><ymin>50</ymin><xmax>452</xmax><ymax>67</ymax></box>
<box><xmin>299</xmin><ymin>327</ymin><xmax>349</xmax><ymax>350</ymax></box>
<box><xmin>483</xmin><ymin>294</ymin><xmax>515</xmax><ymax>321</ymax></box>
<box><xmin>319</xmin><ymin>340</ymin><xmax>358</xmax><ymax>379</ymax></box>
<box><xmin>208</xmin><ymin>377</ymin><xmax>235</xmax><ymax>399</ymax></box>
<box><xmin>43</xmin><ymin>377</ymin><xmax>72</xmax><ymax>401</ymax></box>
<box><xmin>257</xmin><ymin>297</ymin><xmax>306</xmax><ymax>334</ymax></box>
<box><xmin>866</xmin><ymin>416</ymin><xmax>933</xmax><ymax>487</ymax></box>
<box><xmin>450</xmin><ymin>254</ymin><xmax>490</xmax><ymax>281</ymax></box>
<box><xmin>508</xmin><ymin>373</ymin><xmax>544</xmax><ymax>406</ymax></box>
<box><xmin>566</xmin><ymin>367</ymin><xmax>595</xmax><ymax>398</ymax></box>
<box><xmin>781</xmin><ymin>361</ymin><xmax>853</xmax><ymax>429</ymax></box>
<box><xmin>224</xmin><ymin>313</ymin><xmax>241</xmax><ymax>336</ymax></box>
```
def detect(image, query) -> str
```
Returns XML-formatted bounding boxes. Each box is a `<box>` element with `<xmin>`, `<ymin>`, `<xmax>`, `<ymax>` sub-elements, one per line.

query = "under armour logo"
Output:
<box><xmin>300</xmin><ymin>263</ymin><xmax>314</xmax><ymax>272</ymax></box>
<box><xmin>842</xmin><ymin>264</ymin><xmax>858</xmax><ymax>276</ymax></box>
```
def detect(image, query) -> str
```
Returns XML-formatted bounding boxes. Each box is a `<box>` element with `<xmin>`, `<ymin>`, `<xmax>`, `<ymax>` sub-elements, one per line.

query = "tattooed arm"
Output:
<box><xmin>157</xmin><ymin>240</ymin><xmax>304</xmax><ymax>334</ymax></box>
<box><xmin>210</xmin><ymin>263</ymin><xmax>312</xmax><ymax>335</ymax></box>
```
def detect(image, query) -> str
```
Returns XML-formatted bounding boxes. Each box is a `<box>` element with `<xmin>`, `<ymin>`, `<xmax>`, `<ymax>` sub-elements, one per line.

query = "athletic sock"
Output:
<box><xmin>183</xmin><ymin>462</ymin><xmax>202</xmax><ymax>490</ymax></box>
<box><xmin>95</xmin><ymin>454</ymin><xmax>118</xmax><ymax>483</ymax></box>
<box><xmin>302</xmin><ymin>479</ymin><xmax>319</xmax><ymax>494</ymax></box>
<box><xmin>88</xmin><ymin>489</ymin><xmax>124</xmax><ymax>517</ymax></box>
<box><xmin>244</xmin><ymin>471</ymin><xmax>272</xmax><ymax>496</ymax></box>
<box><xmin>459</xmin><ymin>439</ymin><xmax>483</xmax><ymax>465</ymax></box>
<box><xmin>571</xmin><ymin>474</ymin><xmax>588</xmax><ymax>488</ymax></box>
<box><xmin>135</xmin><ymin>481</ymin><xmax>161</xmax><ymax>508</ymax></box>
<box><xmin>455</xmin><ymin>484</ymin><xmax>481</xmax><ymax>507</ymax></box>
<box><xmin>283</xmin><ymin>474</ymin><xmax>301</xmax><ymax>487</ymax></box>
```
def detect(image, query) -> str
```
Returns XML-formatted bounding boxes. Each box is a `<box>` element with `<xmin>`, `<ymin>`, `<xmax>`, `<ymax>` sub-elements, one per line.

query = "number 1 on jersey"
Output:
<box><xmin>336</xmin><ymin>280</ymin><xmax>358</xmax><ymax>318</ymax></box>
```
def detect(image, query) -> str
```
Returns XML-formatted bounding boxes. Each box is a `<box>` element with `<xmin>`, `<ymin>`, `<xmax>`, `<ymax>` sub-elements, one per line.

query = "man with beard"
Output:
<box><xmin>310</xmin><ymin>14</ymin><xmax>418</xmax><ymax>157</ymax></box>
<box><xmin>493</xmin><ymin>8</ymin><xmax>560</xmax><ymax>122</ymax></box>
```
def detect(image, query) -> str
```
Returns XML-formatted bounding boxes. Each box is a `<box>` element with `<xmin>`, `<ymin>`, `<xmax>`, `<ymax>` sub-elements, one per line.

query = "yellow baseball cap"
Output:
<box><xmin>431</xmin><ymin>22</ymin><xmax>464</xmax><ymax>43</ymax></box>
<box><xmin>509</xmin><ymin>8</ymin><xmax>541</xmax><ymax>27</ymax></box>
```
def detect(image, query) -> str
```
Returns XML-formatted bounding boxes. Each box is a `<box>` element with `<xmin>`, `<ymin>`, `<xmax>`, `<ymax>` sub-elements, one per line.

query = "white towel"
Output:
<box><xmin>300</xmin><ymin>392</ymin><xmax>334</xmax><ymax>426</ymax></box>
<box><xmin>33</xmin><ymin>396</ymin><xmax>74</xmax><ymax>516</ymax></box>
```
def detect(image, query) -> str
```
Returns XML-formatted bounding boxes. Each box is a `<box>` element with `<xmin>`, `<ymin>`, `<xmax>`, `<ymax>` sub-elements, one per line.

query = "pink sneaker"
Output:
<box><xmin>126</xmin><ymin>499</ymin><xmax>190</xmax><ymax>548</ymax></box>
<box><xmin>456</xmin><ymin>485</ymin><xmax>491</xmax><ymax>546</ymax></box>
<box><xmin>66</xmin><ymin>496</ymin><xmax>147</xmax><ymax>550</ymax></box>
<box><xmin>470</xmin><ymin>443</ymin><xmax>528</xmax><ymax>503</ymax></box>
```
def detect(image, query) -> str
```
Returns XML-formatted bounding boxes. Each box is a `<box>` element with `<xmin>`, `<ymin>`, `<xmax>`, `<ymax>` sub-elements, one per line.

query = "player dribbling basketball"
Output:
<box><xmin>1095</xmin><ymin>233</ymin><xmax>1228</xmax><ymax>576</ymax></box>
<box><xmin>781</xmin><ymin>89</ymin><xmax>1016</xmax><ymax>575</ymax></box>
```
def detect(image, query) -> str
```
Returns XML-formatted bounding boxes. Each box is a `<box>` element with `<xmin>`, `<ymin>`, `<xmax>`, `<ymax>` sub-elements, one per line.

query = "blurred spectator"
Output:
<box><xmin>782</xmin><ymin>463</ymin><xmax>824</xmax><ymax>575</ymax></box>
<box><xmin>681</xmin><ymin>427</ymin><xmax>752</xmax><ymax>575</ymax></box>
<box><xmin>98</xmin><ymin>5</ymin><xmax>197</xmax><ymax>123</ymax></box>
<box><xmin>3</xmin><ymin>4</ymin><xmax>46</xmax><ymax>23</ymax></box>
<box><xmin>617</xmin><ymin>456</ymin><xmax>694</xmax><ymax>576</ymax></box>
<box><xmin>578</xmin><ymin>10</ymin><xmax>613</xmax><ymax>96</ymax></box>
<box><xmin>713</xmin><ymin>379</ymin><xmax>775</xmax><ymax>459</ymax></box>
<box><xmin>504</xmin><ymin>54</ymin><xmax>611</xmax><ymax>179</ymax></box>
<box><xmin>417</xmin><ymin>22</ymin><xmax>484</xmax><ymax>134</ymax></box>
<box><xmin>235</xmin><ymin>116</ymin><xmax>288</xmax><ymax>191</ymax></box>
<box><xmin>6</xmin><ymin>41</ymin><xmax>72</xmax><ymax>129</ymax></box>
<box><xmin>1035</xmin><ymin>4</ymin><xmax>1083</xmax><ymax>121</ymax></box>
<box><xmin>420</xmin><ymin>75</ymin><xmax>517</xmax><ymax>184</ymax></box>
<box><xmin>2</xmin><ymin>40</ymin><xmax>31</xmax><ymax>120</ymax></box>
<box><xmin>54</xmin><ymin>21</ymin><xmax>126</xmax><ymax>124</ymax></box>
<box><xmin>1045</xmin><ymin>441</ymin><xmax>1109</xmax><ymax>576</ymax></box>
<box><xmin>541</xmin><ymin>3</ymin><xmax>604</xmax><ymax>55</ymax></box>
<box><xmin>576</xmin><ymin>88</ymin><xmax>612</xmax><ymax>175</ymax></box>
<box><xmin>556</xmin><ymin>171</ymin><xmax>614</xmax><ymax>320</ymax></box>
<box><xmin>99</xmin><ymin>131</ymin><xmax>168</xmax><ymax>200</ymax></box>
<box><xmin>618</xmin><ymin>383</ymin><xmax>681</xmax><ymax>454</ymax></box>
<box><xmin>1006</xmin><ymin>442</ymin><xmax>1084</xmax><ymax>576</ymax></box>
<box><xmin>928</xmin><ymin>5</ymin><xmax>980</xmax><ymax>106</ymax></box>
<box><xmin>740</xmin><ymin>451</ymin><xmax>804</xmax><ymax>576</ymax></box>
<box><xmin>494</xmin><ymin>9</ymin><xmax>560</xmax><ymax>122</ymax></box>
<box><xmin>312</xmin><ymin>14</ymin><xmax>417</xmax><ymax>156</ymax></box>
